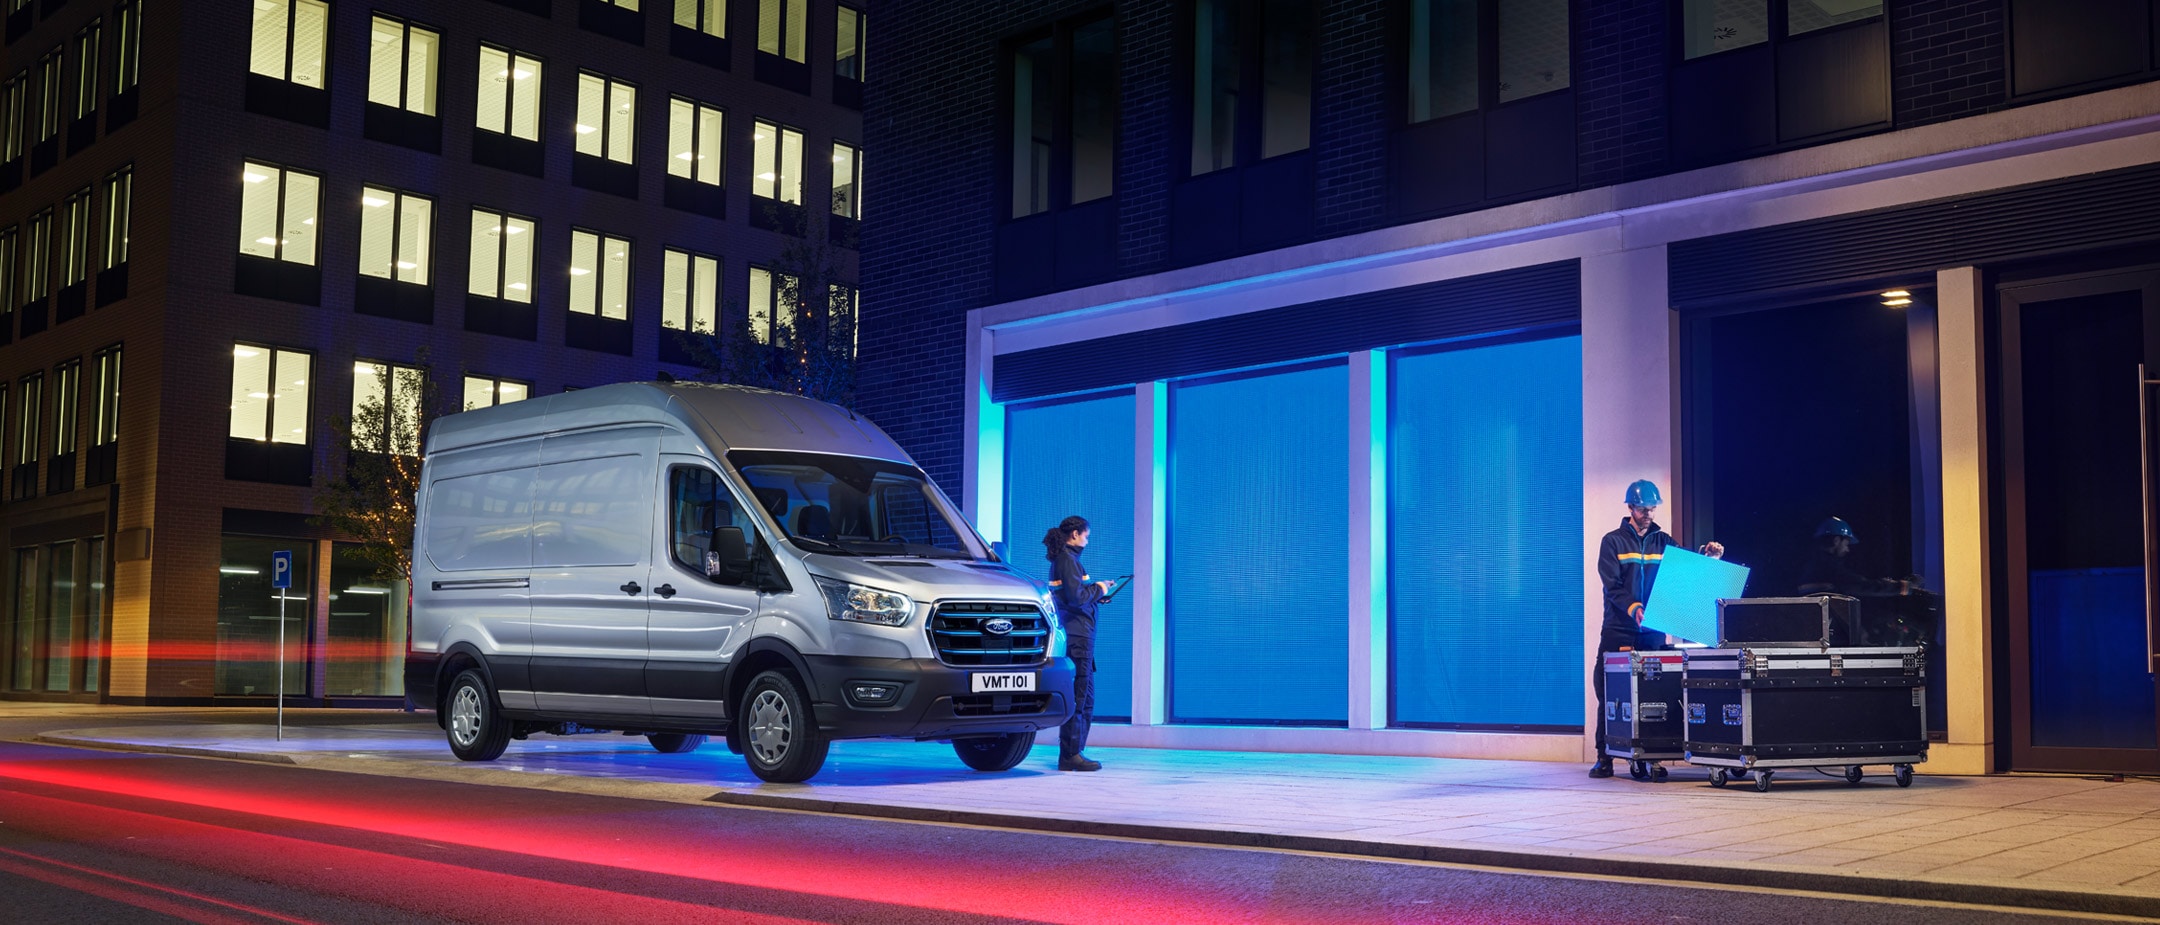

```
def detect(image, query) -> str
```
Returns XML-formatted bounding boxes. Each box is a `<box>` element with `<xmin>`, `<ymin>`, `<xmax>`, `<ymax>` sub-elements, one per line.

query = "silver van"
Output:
<box><xmin>404</xmin><ymin>382</ymin><xmax>1073</xmax><ymax>782</ymax></box>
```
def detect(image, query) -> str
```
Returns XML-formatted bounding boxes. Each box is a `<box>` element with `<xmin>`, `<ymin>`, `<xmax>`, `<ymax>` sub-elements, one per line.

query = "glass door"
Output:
<box><xmin>2000</xmin><ymin>270</ymin><xmax>2160</xmax><ymax>773</ymax></box>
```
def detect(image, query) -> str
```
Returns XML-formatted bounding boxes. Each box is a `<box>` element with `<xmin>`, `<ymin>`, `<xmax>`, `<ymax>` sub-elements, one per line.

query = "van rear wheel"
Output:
<box><xmin>647</xmin><ymin>733</ymin><xmax>706</xmax><ymax>754</ymax></box>
<box><xmin>953</xmin><ymin>733</ymin><xmax>1033</xmax><ymax>772</ymax></box>
<box><xmin>445</xmin><ymin>669</ymin><xmax>510</xmax><ymax>762</ymax></box>
<box><xmin>741</xmin><ymin>670</ymin><xmax>828</xmax><ymax>782</ymax></box>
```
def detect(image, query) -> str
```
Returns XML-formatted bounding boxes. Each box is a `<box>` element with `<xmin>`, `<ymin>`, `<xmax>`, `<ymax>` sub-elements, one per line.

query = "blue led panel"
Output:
<box><xmin>1003</xmin><ymin>393</ymin><xmax>1135</xmax><ymax>720</ymax></box>
<box><xmin>1390</xmin><ymin>336</ymin><xmax>1583</xmax><ymax>728</ymax></box>
<box><xmin>1169</xmin><ymin>363</ymin><xmax>1349</xmax><ymax>724</ymax></box>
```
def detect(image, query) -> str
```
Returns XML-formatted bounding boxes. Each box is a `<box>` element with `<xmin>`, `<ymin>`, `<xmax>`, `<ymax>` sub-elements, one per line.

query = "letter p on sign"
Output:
<box><xmin>272</xmin><ymin>550</ymin><xmax>293</xmax><ymax>590</ymax></box>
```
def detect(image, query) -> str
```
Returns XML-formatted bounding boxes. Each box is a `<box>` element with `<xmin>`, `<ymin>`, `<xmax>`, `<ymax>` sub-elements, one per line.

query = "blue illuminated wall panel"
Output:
<box><xmin>1003</xmin><ymin>392</ymin><xmax>1135</xmax><ymax>720</ymax></box>
<box><xmin>1390</xmin><ymin>335</ymin><xmax>1583</xmax><ymax>728</ymax></box>
<box><xmin>1169</xmin><ymin>363</ymin><xmax>1348</xmax><ymax>724</ymax></box>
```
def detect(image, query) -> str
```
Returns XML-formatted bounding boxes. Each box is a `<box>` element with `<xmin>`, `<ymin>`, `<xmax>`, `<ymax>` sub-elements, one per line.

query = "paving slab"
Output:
<box><xmin>25</xmin><ymin>718</ymin><xmax>2160</xmax><ymax>919</ymax></box>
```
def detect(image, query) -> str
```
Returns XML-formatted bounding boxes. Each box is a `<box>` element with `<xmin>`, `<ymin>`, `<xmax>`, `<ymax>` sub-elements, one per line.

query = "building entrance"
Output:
<box><xmin>1999</xmin><ymin>269</ymin><xmax>2160</xmax><ymax>772</ymax></box>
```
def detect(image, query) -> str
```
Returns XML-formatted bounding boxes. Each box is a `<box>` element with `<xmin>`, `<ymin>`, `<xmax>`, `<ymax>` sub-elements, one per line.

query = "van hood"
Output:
<box><xmin>803</xmin><ymin>555</ymin><xmax>1047</xmax><ymax>603</ymax></box>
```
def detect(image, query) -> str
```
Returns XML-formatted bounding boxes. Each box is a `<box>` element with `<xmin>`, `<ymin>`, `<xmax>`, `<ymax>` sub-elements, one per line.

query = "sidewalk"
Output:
<box><xmin>31</xmin><ymin>716</ymin><xmax>2160</xmax><ymax>919</ymax></box>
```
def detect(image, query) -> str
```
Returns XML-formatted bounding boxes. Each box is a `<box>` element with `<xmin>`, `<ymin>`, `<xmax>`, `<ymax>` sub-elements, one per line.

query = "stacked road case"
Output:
<box><xmin>1602</xmin><ymin>650</ymin><xmax>1685</xmax><ymax>781</ymax></box>
<box><xmin>1680</xmin><ymin>595</ymin><xmax>1927</xmax><ymax>792</ymax></box>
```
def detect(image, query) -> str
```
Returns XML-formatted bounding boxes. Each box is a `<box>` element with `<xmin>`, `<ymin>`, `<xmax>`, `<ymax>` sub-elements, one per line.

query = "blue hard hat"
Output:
<box><xmin>1815</xmin><ymin>517</ymin><xmax>1857</xmax><ymax>542</ymax></box>
<box><xmin>1624</xmin><ymin>480</ymin><xmax>1662</xmax><ymax>507</ymax></box>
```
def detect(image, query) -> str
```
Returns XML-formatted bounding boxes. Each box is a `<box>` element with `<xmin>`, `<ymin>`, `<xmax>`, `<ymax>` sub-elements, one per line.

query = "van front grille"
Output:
<box><xmin>952</xmin><ymin>693</ymin><xmax>1053</xmax><ymax>716</ymax></box>
<box><xmin>930</xmin><ymin>601</ymin><xmax>1050</xmax><ymax>667</ymax></box>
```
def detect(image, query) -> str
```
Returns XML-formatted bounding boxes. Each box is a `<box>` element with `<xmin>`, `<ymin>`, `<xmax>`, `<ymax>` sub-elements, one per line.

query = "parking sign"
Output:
<box><xmin>271</xmin><ymin>550</ymin><xmax>292</xmax><ymax>590</ymax></box>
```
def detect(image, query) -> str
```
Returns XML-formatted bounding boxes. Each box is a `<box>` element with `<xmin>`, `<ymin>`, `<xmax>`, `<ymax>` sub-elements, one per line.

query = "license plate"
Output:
<box><xmin>971</xmin><ymin>672</ymin><xmax>1036</xmax><ymax>693</ymax></box>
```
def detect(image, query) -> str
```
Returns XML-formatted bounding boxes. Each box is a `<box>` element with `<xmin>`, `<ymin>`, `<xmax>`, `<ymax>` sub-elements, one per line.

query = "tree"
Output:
<box><xmin>678</xmin><ymin>211</ymin><xmax>858</xmax><ymax>406</ymax></box>
<box><xmin>312</xmin><ymin>353</ymin><xmax>443</xmax><ymax>583</ymax></box>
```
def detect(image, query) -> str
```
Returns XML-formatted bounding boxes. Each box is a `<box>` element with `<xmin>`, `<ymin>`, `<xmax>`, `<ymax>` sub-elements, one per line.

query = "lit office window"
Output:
<box><xmin>91</xmin><ymin>346</ymin><xmax>119</xmax><ymax>447</ymax></box>
<box><xmin>17</xmin><ymin>374</ymin><xmax>40</xmax><ymax>466</ymax></box>
<box><xmin>0</xmin><ymin>226</ymin><xmax>15</xmax><ymax>312</ymax></box>
<box><xmin>758</xmin><ymin>0</ymin><xmax>807</xmax><ymax>62</ymax></box>
<box><xmin>23</xmin><ymin>209</ymin><xmax>50</xmax><ymax>302</ymax></box>
<box><xmin>747</xmin><ymin>266</ymin><xmax>797</xmax><ymax>346</ymax></box>
<box><xmin>358</xmin><ymin>186</ymin><xmax>433</xmax><ymax>285</ymax></box>
<box><xmin>1497</xmin><ymin>0</ymin><xmax>1569</xmax><ymax>104</ymax></box>
<box><xmin>827</xmin><ymin>283</ymin><xmax>857</xmax><ymax>358</ymax></box>
<box><xmin>476</xmin><ymin>46</ymin><xmax>542</xmax><ymax>141</ymax></box>
<box><xmin>250</xmin><ymin>0</ymin><xmax>330</xmax><ymax>88</ymax></box>
<box><xmin>229</xmin><ymin>344</ymin><xmax>310</xmax><ymax>444</ymax></box>
<box><xmin>675</xmin><ymin>0</ymin><xmax>725</xmax><ymax>37</ymax></box>
<box><xmin>73</xmin><ymin>21</ymin><xmax>99</xmax><ymax>119</ymax></box>
<box><xmin>99</xmin><ymin>168</ymin><xmax>129</xmax><ymax>270</ymax></box>
<box><xmin>667</xmin><ymin>98</ymin><xmax>723</xmax><ymax>184</ymax></box>
<box><xmin>836</xmin><ymin>6</ymin><xmax>864</xmax><ymax>79</ymax></box>
<box><xmin>37</xmin><ymin>48</ymin><xmax>61</xmax><ymax>144</ymax></box>
<box><xmin>51</xmin><ymin>360</ymin><xmax>77</xmax><ymax>458</ymax></box>
<box><xmin>237</xmin><ymin>162</ymin><xmax>320</xmax><ymax>266</ymax></box>
<box><xmin>662</xmin><ymin>248</ymin><xmax>717</xmax><ymax>333</ymax></box>
<box><xmin>113</xmin><ymin>1</ymin><xmax>140</xmax><ymax>93</ymax></box>
<box><xmin>1788</xmin><ymin>0</ymin><xmax>1881</xmax><ymax>35</ymax></box>
<box><xmin>830</xmin><ymin>142</ymin><xmax>860</xmax><ymax>219</ymax></box>
<box><xmin>59</xmin><ymin>187</ymin><xmax>90</xmax><ymax>288</ymax></box>
<box><xmin>368</xmin><ymin>16</ymin><xmax>440</xmax><ymax>116</ymax></box>
<box><xmin>462</xmin><ymin>375</ymin><xmax>529</xmax><ymax>410</ymax></box>
<box><xmin>467</xmin><ymin>208</ymin><xmax>534</xmax><ymax>302</ymax></box>
<box><xmin>2</xmin><ymin>72</ymin><xmax>24</xmax><ymax>161</ymax></box>
<box><xmin>351</xmin><ymin>361</ymin><xmax>424</xmax><ymax>455</ymax></box>
<box><xmin>751</xmin><ymin>119</ymin><xmax>802</xmax><ymax>204</ymax></box>
<box><xmin>594</xmin><ymin>0</ymin><xmax>638</xmax><ymax>8</ymax></box>
<box><xmin>1682</xmin><ymin>0</ymin><xmax>1768</xmax><ymax>59</ymax></box>
<box><xmin>575</xmin><ymin>72</ymin><xmax>636</xmax><ymax>164</ymax></box>
<box><xmin>568</xmin><ymin>229</ymin><xmax>630</xmax><ymax>320</ymax></box>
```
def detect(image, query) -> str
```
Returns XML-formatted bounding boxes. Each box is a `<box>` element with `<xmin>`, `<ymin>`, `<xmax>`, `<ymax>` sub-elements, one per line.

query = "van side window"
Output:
<box><xmin>873</xmin><ymin>477</ymin><xmax>961</xmax><ymax>550</ymax></box>
<box><xmin>672</xmin><ymin>467</ymin><xmax>756</xmax><ymax>585</ymax></box>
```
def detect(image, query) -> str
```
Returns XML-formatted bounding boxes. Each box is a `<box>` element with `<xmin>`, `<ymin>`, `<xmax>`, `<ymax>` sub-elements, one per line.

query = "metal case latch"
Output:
<box><xmin>1830</xmin><ymin>654</ymin><xmax>1844</xmax><ymax>677</ymax></box>
<box><xmin>1641</xmin><ymin>658</ymin><xmax>1663</xmax><ymax>681</ymax></box>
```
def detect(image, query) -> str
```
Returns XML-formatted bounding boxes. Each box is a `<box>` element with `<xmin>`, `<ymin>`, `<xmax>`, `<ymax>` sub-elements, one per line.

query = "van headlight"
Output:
<box><xmin>1037</xmin><ymin>586</ymin><xmax>1060</xmax><ymax>630</ymax></box>
<box><xmin>815</xmin><ymin>577</ymin><xmax>914</xmax><ymax>626</ymax></box>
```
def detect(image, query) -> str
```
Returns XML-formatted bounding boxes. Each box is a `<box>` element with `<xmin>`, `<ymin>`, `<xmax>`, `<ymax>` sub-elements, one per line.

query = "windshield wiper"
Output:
<box><xmin>786</xmin><ymin>535</ymin><xmax>854</xmax><ymax>555</ymax></box>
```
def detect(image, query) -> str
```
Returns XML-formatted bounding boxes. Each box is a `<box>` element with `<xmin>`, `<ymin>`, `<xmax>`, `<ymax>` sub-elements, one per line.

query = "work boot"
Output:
<box><xmin>1587</xmin><ymin>759</ymin><xmax>1614</xmax><ymax>779</ymax></box>
<box><xmin>1058</xmin><ymin>753</ymin><xmax>1102</xmax><ymax>772</ymax></box>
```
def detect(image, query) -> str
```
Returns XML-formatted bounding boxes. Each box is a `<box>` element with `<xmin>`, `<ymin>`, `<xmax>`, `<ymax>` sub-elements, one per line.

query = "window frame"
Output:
<box><xmin>461</xmin><ymin>374</ymin><xmax>530</xmax><ymax>410</ymax></box>
<box><xmin>567</xmin><ymin>227</ymin><xmax>633</xmax><ymax>321</ymax></box>
<box><xmin>675</xmin><ymin>0</ymin><xmax>726</xmax><ymax>37</ymax></box>
<box><xmin>1674</xmin><ymin>0</ymin><xmax>1885</xmax><ymax>64</ymax></box>
<box><xmin>112</xmin><ymin>0</ymin><xmax>140</xmax><ymax>95</ymax></box>
<box><xmin>757</xmin><ymin>0</ymin><xmax>808</xmax><ymax>63</ymax></box>
<box><xmin>835</xmin><ymin>5</ymin><xmax>864</xmax><ymax>80</ymax></box>
<box><xmin>830</xmin><ymin>140</ymin><xmax>861</xmax><ymax>219</ymax></box>
<box><xmin>238</xmin><ymin>161</ymin><xmax>322</xmax><ymax>267</ymax></box>
<box><xmin>575</xmin><ymin>70</ymin><xmax>638</xmax><ymax>165</ymax></box>
<box><xmin>36</xmin><ymin>47</ymin><xmax>63</xmax><ymax>145</ymax></box>
<box><xmin>16</xmin><ymin>372</ymin><xmax>40</xmax><ymax>467</ymax></box>
<box><xmin>476</xmin><ymin>45</ymin><xmax>545</xmax><ymax>142</ymax></box>
<box><xmin>667</xmin><ymin>96</ymin><xmax>725</xmax><ymax>185</ymax></box>
<box><xmin>90</xmin><ymin>344</ymin><xmax>118</xmax><ymax>447</ymax></box>
<box><xmin>72</xmin><ymin>20</ymin><xmax>100</xmax><ymax>120</ymax></box>
<box><xmin>1184</xmin><ymin>0</ymin><xmax>1314</xmax><ymax>177</ymax></box>
<box><xmin>3</xmin><ymin>71</ymin><xmax>26</xmax><ymax>162</ymax></box>
<box><xmin>1001</xmin><ymin>13</ymin><xmax>1120</xmax><ymax>220</ymax></box>
<box><xmin>467</xmin><ymin>206</ymin><xmax>536</xmax><ymax>303</ymax></box>
<box><xmin>0</xmin><ymin>226</ymin><xmax>17</xmax><ymax>315</ymax></box>
<box><xmin>661</xmin><ymin>247</ymin><xmax>719</xmax><ymax>334</ymax></box>
<box><xmin>99</xmin><ymin>166</ymin><xmax>128</xmax><ymax>271</ymax></box>
<box><xmin>51</xmin><ymin>359</ymin><xmax>77</xmax><ymax>458</ymax></box>
<box><xmin>751</xmin><ymin>118</ymin><xmax>803</xmax><ymax>204</ymax></box>
<box><xmin>23</xmin><ymin>208</ymin><xmax>52</xmax><ymax>302</ymax></box>
<box><xmin>746</xmin><ymin>264</ymin><xmax>798</xmax><ymax>346</ymax></box>
<box><xmin>349</xmin><ymin>359</ymin><xmax>425</xmax><ymax>456</ymax></box>
<box><xmin>59</xmin><ymin>186</ymin><xmax>91</xmax><ymax>289</ymax></box>
<box><xmin>367</xmin><ymin>14</ymin><xmax>441</xmax><ymax>117</ymax></box>
<box><xmin>249</xmin><ymin>0</ymin><xmax>331</xmax><ymax>89</ymax></box>
<box><xmin>228</xmin><ymin>343</ymin><xmax>313</xmax><ymax>446</ymax></box>
<box><xmin>667</xmin><ymin>464</ymin><xmax>762</xmax><ymax>586</ymax></box>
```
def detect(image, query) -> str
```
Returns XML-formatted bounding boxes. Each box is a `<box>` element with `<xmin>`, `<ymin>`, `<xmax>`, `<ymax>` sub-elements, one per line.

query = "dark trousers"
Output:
<box><xmin>1591</xmin><ymin>627</ymin><xmax>1663</xmax><ymax>763</ymax></box>
<box><xmin>1060</xmin><ymin>636</ymin><xmax>1095</xmax><ymax>758</ymax></box>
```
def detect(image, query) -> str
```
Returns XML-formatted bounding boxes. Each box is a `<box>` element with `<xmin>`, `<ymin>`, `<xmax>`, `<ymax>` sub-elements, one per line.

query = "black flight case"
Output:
<box><xmin>1717</xmin><ymin>595</ymin><xmax>1860</xmax><ymax>647</ymax></box>
<box><xmin>1603</xmin><ymin>650</ymin><xmax>1686</xmax><ymax>781</ymax></box>
<box><xmin>1682</xmin><ymin>645</ymin><xmax>1927</xmax><ymax>792</ymax></box>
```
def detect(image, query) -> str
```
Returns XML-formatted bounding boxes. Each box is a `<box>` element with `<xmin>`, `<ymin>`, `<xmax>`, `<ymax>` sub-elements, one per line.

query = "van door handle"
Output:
<box><xmin>620</xmin><ymin>581</ymin><xmax>642</xmax><ymax>596</ymax></box>
<box><xmin>655</xmin><ymin>584</ymin><xmax>676</xmax><ymax>598</ymax></box>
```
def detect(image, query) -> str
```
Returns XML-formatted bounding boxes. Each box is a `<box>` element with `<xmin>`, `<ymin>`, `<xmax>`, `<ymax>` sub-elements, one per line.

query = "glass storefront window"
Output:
<box><xmin>216</xmin><ymin>535</ymin><xmax>311</xmax><ymax>697</ymax></box>
<box><xmin>84</xmin><ymin>536</ymin><xmax>104</xmax><ymax>693</ymax></box>
<box><xmin>328</xmin><ymin>542</ymin><xmax>406</xmax><ymax>697</ymax></box>
<box><xmin>8</xmin><ymin>548</ymin><xmax>30</xmax><ymax>691</ymax></box>
<box><xmin>43</xmin><ymin>541</ymin><xmax>73</xmax><ymax>692</ymax></box>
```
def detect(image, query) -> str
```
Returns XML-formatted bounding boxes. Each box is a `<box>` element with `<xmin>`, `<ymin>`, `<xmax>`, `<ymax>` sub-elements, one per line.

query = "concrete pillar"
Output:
<box><xmin>961</xmin><ymin>314</ymin><xmax>1003</xmax><ymax>538</ymax></box>
<box><xmin>1579</xmin><ymin>246</ymin><xmax>1676</xmax><ymax>760</ymax></box>
<box><xmin>1934</xmin><ymin>266</ymin><xmax>1994</xmax><ymax>773</ymax></box>
<box><xmin>1131</xmin><ymin>382</ymin><xmax>1168</xmax><ymax>726</ymax></box>
<box><xmin>1347</xmin><ymin>351</ymin><xmax>1388</xmax><ymax>730</ymax></box>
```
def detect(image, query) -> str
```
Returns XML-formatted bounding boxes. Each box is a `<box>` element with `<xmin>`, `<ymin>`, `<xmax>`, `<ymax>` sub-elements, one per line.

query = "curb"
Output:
<box><xmin>32</xmin><ymin>732</ymin><xmax>2160</xmax><ymax>920</ymax></box>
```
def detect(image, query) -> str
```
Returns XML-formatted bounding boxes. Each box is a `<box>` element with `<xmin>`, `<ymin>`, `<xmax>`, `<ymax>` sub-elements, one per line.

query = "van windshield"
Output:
<box><xmin>729</xmin><ymin>451</ymin><xmax>986</xmax><ymax>560</ymax></box>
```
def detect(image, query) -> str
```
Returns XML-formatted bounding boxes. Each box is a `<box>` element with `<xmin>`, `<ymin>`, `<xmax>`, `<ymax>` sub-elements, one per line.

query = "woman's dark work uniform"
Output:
<box><xmin>1046</xmin><ymin>517</ymin><xmax>1105</xmax><ymax>772</ymax></box>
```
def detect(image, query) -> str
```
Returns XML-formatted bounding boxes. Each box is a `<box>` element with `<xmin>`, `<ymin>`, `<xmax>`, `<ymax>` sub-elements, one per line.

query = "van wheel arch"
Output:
<box><xmin>434</xmin><ymin>645</ymin><xmax>491</xmax><ymax>726</ymax></box>
<box><xmin>726</xmin><ymin>643</ymin><xmax>813</xmax><ymax>753</ymax></box>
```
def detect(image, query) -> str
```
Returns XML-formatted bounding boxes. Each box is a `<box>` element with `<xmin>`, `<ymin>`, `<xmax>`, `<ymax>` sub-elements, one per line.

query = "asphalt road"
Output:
<box><xmin>0</xmin><ymin>718</ymin><xmax>2135</xmax><ymax>925</ymax></box>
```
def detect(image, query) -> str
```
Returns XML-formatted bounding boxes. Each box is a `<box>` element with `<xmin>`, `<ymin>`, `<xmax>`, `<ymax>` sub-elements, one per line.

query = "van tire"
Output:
<box><xmin>647</xmin><ymin>733</ymin><xmax>706</xmax><ymax>754</ymax></box>
<box><xmin>445</xmin><ymin>669</ymin><xmax>511</xmax><ymax>762</ymax></box>
<box><xmin>953</xmin><ymin>732</ymin><xmax>1033</xmax><ymax>772</ymax></box>
<box><xmin>741</xmin><ymin>670</ymin><xmax>828</xmax><ymax>782</ymax></box>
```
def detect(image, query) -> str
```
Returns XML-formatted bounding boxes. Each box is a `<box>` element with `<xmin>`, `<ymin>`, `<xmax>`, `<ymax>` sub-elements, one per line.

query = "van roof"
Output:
<box><xmin>426</xmin><ymin>381</ymin><xmax>915</xmax><ymax>463</ymax></box>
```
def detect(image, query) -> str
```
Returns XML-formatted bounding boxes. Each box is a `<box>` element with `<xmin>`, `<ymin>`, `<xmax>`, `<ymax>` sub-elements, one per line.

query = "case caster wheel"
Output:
<box><xmin>1754</xmin><ymin>770</ymin><xmax>1775</xmax><ymax>793</ymax></box>
<box><xmin>1710</xmin><ymin>768</ymin><xmax>1729</xmax><ymax>788</ymax></box>
<box><xmin>1845</xmin><ymin>765</ymin><xmax>1864</xmax><ymax>785</ymax></box>
<box><xmin>1651</xmin><ymin>764</ymin><xmax>1668</xmax><ymax>782</ymax></box>
<box><xmin>1894</xmin><ymin>764</ymin><xmax>1914</xmax><ymax>788</ymax></box>
<box><xmin>1629</xmin><ymin>760</ymin><xmax>1649</xmax><ymax>781</ymax></box>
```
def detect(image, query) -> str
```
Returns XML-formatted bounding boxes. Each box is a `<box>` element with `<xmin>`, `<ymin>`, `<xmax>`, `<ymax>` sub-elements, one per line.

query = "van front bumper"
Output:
<box><xmin>803</xmin><ymin>655</ymin><xmax>1075</xmax><ymax>740</ymax></box>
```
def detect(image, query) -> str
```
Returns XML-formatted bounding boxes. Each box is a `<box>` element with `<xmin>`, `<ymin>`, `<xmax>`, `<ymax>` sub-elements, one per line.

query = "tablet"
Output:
<box><xmin>1099</xmin><ymin>574</ymin><xmax>1134</xmax><ymax>602</ymax></box>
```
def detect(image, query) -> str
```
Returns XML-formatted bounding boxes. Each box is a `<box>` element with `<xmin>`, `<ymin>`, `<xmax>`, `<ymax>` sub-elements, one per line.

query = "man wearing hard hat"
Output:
<box><xmin>1589</xmin><ymin>479</ymin><xmax>1723</xmax><ymax>779</ymax></box>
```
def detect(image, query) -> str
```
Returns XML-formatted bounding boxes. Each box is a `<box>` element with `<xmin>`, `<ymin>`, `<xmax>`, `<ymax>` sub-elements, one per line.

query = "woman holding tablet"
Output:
<box><xmin>1044</xmin><ymin>515</ymin><xmax>1115</xmax><ymax>772</ymax></box>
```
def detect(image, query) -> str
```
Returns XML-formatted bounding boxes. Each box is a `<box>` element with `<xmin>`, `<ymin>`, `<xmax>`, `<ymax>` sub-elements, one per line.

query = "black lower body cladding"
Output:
<box><xmin>804</xmin><ymin>654</ymin><xmax>1076</xmax><ymax>740</ymax></box>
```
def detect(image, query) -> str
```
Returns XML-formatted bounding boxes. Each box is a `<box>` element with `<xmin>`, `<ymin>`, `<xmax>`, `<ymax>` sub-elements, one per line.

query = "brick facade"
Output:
<box><xmin>1891</xmin><ymin>0</ymin><xmax>2010</xmax><ymax>127</ymax></box>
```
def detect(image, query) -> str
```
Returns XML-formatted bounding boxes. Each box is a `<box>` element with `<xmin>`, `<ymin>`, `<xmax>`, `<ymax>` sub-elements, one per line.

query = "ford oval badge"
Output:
<box><xmin>983</xmin><ymin>618</ymin><xmax>1015</xmax><ymax>636</ymax></box>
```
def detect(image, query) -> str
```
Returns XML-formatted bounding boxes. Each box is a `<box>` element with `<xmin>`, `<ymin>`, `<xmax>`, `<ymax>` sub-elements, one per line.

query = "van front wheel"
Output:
<box><xmin>953</xmin><ymin>733</ymin><xmax>1033</xmax><ymax>772</ymax></box>
<box><xmin>741</xmin><ymin>670</ymin><xmax>828</xmax><ymax>782</ymax></box>
<box><xmin>445</xmin><ymin>669</ymin><xmax>510</xmax><ymax>762</ymax></box>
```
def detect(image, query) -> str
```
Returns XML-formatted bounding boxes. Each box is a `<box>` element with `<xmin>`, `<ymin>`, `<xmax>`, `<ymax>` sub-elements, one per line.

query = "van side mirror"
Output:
<box><xmin>707</xmin><ymin>526</ymin><xmax>752</xmax><ymax>584</ymax></box>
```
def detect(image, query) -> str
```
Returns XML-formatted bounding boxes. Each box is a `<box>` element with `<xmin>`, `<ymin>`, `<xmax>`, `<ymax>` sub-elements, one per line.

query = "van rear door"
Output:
<box><xmin>528</xmin><ymin>428</ymin><xmax>660</xmax><ymax>718</ymax></box>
